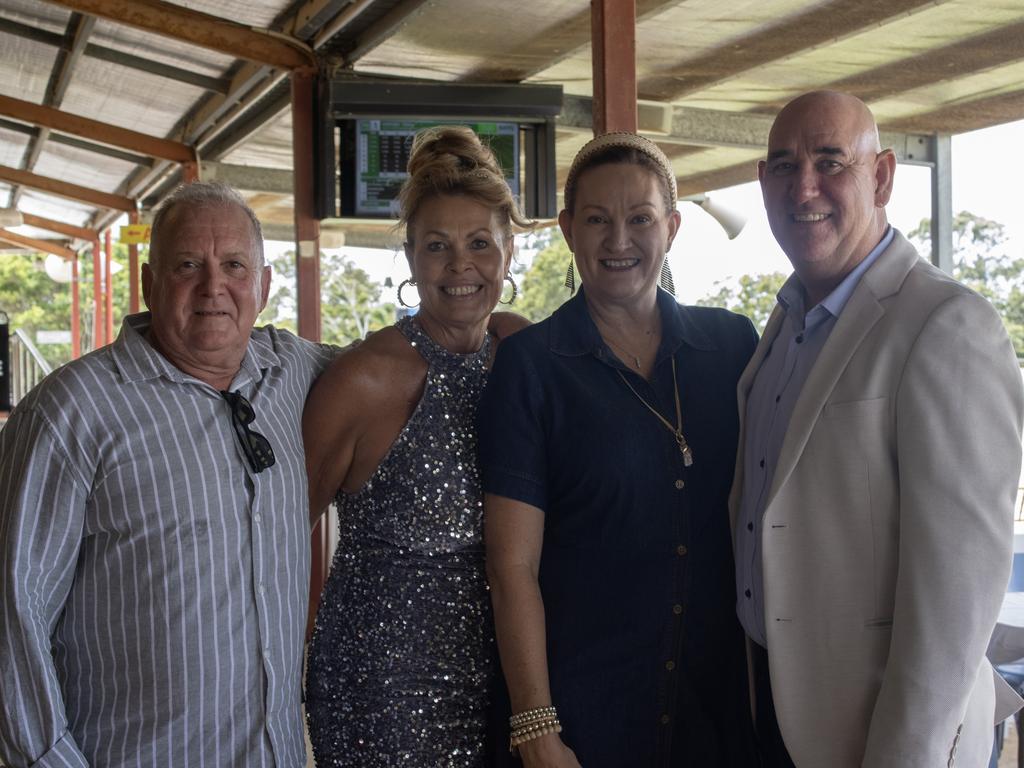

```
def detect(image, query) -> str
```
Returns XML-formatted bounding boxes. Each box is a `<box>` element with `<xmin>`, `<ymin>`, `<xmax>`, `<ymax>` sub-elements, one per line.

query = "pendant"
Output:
<box><xmin>675</xmin><ymin>431</ymin><xmax>693</xmax><ymax>467</ymax></box>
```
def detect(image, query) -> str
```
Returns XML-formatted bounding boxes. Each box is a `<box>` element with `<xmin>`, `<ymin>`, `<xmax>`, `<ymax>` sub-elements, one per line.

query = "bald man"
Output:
<box><xmin>729</xmin><ymin>90</ymin><xmax>1024</xmax><ymax>766</ymax></box>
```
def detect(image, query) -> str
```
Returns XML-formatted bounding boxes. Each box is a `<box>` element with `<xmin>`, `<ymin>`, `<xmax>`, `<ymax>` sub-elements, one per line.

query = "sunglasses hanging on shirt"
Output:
<box><xmin>221</xmin><ymin>390</ymin><xmax>276</xmax><ymax>474</ymax></box>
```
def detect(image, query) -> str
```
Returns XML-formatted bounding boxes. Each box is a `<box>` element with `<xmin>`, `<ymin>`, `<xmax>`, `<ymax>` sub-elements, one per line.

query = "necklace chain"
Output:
<box><xmin>616</xmin><ymin>357</ymin><xmax>693</xmax><ymax>467</ymax></box>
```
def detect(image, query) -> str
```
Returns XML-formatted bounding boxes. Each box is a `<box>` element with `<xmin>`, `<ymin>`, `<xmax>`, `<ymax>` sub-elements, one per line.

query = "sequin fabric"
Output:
<box><xmin>306</xmin><ymin>316</ymin><xmax>496</xmax><ymax>767</ymax></box>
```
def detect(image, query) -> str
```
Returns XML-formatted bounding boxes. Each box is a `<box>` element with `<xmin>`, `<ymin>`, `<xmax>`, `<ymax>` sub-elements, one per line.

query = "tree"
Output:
<box><xmin>696</xmin><ymin>272</ymin><xmax>788</xmax><ymax>332</ymax></box>
<box><xmin>516</xmin><ymin>235</ymin><xmax>573</xmax><ymax>323</ymax></box>
<box><xmin>909</xmin><ymin>211</ymin><xmax>1024</xmax><ymax>355</ymax></box>
<box><xmin>260</xmin><ymin>249</ymin><xmax>395</xmax><ymax>346</ymax></box>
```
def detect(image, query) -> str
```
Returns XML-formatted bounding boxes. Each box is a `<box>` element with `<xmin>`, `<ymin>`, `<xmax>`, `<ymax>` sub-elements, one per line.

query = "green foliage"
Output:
<box><xmin>515</xmin><ymin>233</ymin><xmax>573</xmax><ymax>323</ymax></box>
<box><xmin>0</xmin><ymin>243</ymin><xmax>133</xmax><ymax>368</ymax></box>
<box><xmin>260</xmin><ymin>249</ymin><xmax>395</xmax><ymax>346</ymax></box>
<box><xmin>696</xmin><ymin>272</ymin><xmax>788</xmax><ymax>333</ymax></box>
<box><xmin>908</xmin><ymin>211</ymin><xmax>1024</xmax><ymax>356</ymax></box>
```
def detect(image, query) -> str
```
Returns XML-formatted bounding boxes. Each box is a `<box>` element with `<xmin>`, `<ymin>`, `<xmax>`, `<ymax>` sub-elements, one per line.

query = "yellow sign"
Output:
<box><xmin>119</xmin><ymin>224</ymin><xmax>151</xmax><ymax>244</ymax></box>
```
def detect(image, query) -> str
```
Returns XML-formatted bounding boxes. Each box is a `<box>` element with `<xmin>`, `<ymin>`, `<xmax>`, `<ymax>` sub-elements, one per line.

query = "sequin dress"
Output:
<box><xmin>306</xmin><ymin>316</ymin><xmax>496</xmax><ymax>767</ymax></box>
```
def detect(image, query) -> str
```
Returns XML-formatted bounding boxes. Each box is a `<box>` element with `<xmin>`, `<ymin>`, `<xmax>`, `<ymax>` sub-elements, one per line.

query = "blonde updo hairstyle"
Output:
<box><xmin>398</xmin><ymin>125</ymin><xmax>531</xmax><ymax>246</ymax></box>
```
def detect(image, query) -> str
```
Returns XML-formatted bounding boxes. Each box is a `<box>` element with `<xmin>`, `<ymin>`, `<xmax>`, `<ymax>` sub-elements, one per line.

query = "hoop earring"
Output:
<box><xmin>397</xmin><ymin>278</ymin><xmax>420</xmax><ymax>308</ymax></box>
<box><xmin>500</xmin><ymin>274</ymin><xmax>518</xmax><ymax>305</ymax></box>
<box><xmin>563</xmin><ymin>257</ymin><xmax>576</xmax><ymax>295</ymax></box>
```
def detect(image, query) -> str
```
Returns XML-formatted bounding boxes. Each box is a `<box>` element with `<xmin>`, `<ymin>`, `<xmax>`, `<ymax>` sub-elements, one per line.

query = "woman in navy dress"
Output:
<box><xmin>303</xmin><ymin>126</ymin><xmax>529</xmax><ymax>767</ymax></box>
<box><xmin>480</xmin><ymin>133</ymin><xmax>760</xmax><ymax>767</ymax></box>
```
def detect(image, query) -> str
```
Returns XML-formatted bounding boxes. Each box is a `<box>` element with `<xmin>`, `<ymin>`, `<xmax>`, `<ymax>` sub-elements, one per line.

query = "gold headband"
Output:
<box><xmin>564</xmin><ymin>132</ymin><xmax>677</xmax><ymax>209</ymax></box>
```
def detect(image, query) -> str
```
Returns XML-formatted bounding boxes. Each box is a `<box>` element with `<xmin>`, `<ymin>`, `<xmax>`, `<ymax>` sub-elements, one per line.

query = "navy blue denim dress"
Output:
<box><xmin>479</xmin><ymin>287</ymin><xmax>760</xmax><ymax>767</ymax></box>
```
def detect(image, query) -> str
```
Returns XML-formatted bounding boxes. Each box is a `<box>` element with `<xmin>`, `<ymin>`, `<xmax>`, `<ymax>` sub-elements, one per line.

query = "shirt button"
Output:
<box><xmin>745</xmin><ymin>589</ymin><xmax>752</xmax><ymax>598</ymax></box>
<box><xmin>747</xmin><ymin>522</ymin><xmax>753</xmax><ymax>531</ymax></box>
<box><xmin>254</xmin><ymin>513</ymin><xmax>262</xmax><ymax>524</ymax></box>
<box><xmin>660</xmin><ymin>714</ymin><xmax>670</xmax><ymax>725</ymax></box>
<box><xmin>674</xmin><ymin>479</ymin><xmax>684</xmax><ymax>489</ymax></box>
<box><xmin>676</xmin><ymin>544</ymin><xmax>687</xmax><ymax>556</ymax></box>
<box><xmin>258</xmin><ymin>583</ymin><xmax>266</xmax><ymax>595</ymax></box>
<box><xmin>665</xmin><ymin>660</ymin><xmax>675</xmax><ymax>671</ymax></box>
<box><xmin>672</xmin><ymin>604</ymin><xmax>683</xmax><ymax>615</ymax></box>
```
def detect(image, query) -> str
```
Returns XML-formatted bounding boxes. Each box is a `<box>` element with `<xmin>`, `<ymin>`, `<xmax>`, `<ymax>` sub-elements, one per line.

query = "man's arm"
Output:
<box><xmin>0</xmin><ymin>407</ymin><xmax>90</xmax><ymax>768</ymax></box>
<box><xmin>862</xmin><ymin>292</ymin><xmax>1024</xmax><ymax>766</ymax></box>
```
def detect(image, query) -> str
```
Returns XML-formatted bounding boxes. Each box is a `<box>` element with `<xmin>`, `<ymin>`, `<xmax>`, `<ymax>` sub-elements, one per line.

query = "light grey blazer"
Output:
<box><xmin>729</xmin><ymin>231</ymin><xmax>1024</xmax><ymax>767</ymax></box>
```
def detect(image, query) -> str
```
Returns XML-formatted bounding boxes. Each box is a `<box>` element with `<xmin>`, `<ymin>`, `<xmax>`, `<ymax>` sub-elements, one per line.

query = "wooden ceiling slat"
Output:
<box><xmin>43</xmin><ymin>0</ymin><xmax>315</xmax><ymax>70</ymax></box>
<box><xmin>883</xmin><ymin>89</ymin><xmax>1024</xmax><ymax>134</ymax></box>
<box><xmin>21</xmin><ymin>212</ymin><xmax>98</xmax><ymax>241</ymax></box>
<box><xmin>637</xmin><ymin>0</ymin><xmax>942</xmax><ymax>102</ymax></box>
<box><xmin>0</xmin><ymin>94</ymin><xmax>195</xmax><ymax>164</ymax></box>
<box><xmin>0</xmin><ymin>228</ymin><xmax>77</xmax><ymax>260</ymax></box>
<box><xmin>0</xmin><ymin>163</ymin><xmax>135</xmax><ymax>212</ymax></box>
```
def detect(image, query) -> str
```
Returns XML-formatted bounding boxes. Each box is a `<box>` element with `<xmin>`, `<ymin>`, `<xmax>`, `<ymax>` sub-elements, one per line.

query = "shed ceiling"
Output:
<box><xmin>0</xmin><ymin>0</ymin><xmax>1022</xmax><ymax>249</ymax></box>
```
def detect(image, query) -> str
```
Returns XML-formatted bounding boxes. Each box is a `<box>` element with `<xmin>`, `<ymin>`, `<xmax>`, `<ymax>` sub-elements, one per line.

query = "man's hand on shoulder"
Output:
<box><xmin>488</xmin><ymin>311</ymin><xmax>531</xmax><ymax>341</ymax></box>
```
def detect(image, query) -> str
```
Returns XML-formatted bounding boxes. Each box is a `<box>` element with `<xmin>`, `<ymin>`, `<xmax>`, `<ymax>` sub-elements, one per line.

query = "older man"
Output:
<box><xmin>0</xmin><ymin>183</ymin><xmax>332</xmax><ymax>767</ymax></box>
<box><xmin>731</xmin><ymin>90</ymin><xmax>1024</xmax><ymax>767</ymax></box>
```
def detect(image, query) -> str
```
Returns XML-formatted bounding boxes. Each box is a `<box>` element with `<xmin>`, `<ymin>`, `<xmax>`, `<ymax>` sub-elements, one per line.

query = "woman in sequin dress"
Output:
<box><xmin>302</xmin><ymin>126</ymin><xmax>531</xmax><ymax>767</ymax></box>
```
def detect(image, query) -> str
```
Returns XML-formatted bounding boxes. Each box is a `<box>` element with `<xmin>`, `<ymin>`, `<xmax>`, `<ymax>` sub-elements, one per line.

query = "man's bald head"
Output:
<box><xmin>758</xmin><ymin>90</ymin><xmax>896</xmax><ymax>306</ymax></box>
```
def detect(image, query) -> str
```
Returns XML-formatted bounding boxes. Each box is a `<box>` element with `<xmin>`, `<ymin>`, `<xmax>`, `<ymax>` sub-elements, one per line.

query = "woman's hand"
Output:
<box><xmin>517</xmin><ymin>732</ymin><xmax>582</xmax><ymax>768</ymax></box>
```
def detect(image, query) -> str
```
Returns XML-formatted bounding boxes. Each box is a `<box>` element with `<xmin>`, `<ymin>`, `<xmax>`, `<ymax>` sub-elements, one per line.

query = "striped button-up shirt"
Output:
<box><xmin>0</xmin><ymin>313</ymin><xmax>333</xmax><ymax>768</ymax></box>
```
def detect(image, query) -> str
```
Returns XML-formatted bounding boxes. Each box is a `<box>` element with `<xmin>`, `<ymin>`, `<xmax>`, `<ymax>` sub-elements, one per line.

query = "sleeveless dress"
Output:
<box><xmin>306</xmin><ymin>316</ymin><xmax>496</xmax><ymax>767</ymax></box>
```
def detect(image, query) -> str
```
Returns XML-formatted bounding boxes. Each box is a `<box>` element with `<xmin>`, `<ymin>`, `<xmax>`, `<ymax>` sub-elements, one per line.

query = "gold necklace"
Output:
<box><xmin>616</xmin><ymin>357</ymin><xmax>693</xmax><ymax>466</ymax></box>
<box><xmin>605</xmin><ymin>337</ymin><xmax>643</xmax><ymax>370</ymax></box>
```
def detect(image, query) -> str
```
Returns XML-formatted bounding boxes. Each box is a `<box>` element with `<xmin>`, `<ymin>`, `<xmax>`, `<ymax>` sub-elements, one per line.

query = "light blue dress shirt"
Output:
<box><xmin>736</xmin><ymin>227</ymin><xmax>894</xmax><ymax>646</ymax></box>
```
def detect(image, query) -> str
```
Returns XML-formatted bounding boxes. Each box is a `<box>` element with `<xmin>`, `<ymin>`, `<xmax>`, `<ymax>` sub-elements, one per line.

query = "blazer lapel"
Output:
<box><xmin>763</xmin><ymin>232</ymin><xmax>922</xmax><ymax>510</ymax></box>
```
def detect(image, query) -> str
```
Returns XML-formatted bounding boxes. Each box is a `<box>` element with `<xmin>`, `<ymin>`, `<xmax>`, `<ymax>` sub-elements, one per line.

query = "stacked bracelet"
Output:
<box><xmin>508</xmin><ymin>705</ymin><xmax>562</xmax><ymax>753</ymax></box>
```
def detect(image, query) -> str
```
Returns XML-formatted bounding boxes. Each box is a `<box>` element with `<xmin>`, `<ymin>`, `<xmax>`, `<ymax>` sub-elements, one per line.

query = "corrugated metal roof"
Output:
<box><xmin>0</xmin><ymin>0</ymin><xmax>1022</xmax><ymax>250</ymax></box>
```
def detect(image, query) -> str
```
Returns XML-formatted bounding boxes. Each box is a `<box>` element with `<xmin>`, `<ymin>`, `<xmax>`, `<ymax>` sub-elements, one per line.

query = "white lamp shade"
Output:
<box><xmin>44</xmin><ymin>253</ymin><xmax>74</xmax><ymax>283</ymax></box>
<box><xmin>696</xmin><ymin>196</ymin><xmax>747</xmax><ymax>240</ymax></box>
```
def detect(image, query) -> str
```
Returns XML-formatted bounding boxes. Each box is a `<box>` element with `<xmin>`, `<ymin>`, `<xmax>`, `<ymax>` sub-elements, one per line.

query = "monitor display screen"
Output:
<box><xmin>349</xmin><ymin>119</ymin><xmax>520</xmax><ymax>217</ymax></box>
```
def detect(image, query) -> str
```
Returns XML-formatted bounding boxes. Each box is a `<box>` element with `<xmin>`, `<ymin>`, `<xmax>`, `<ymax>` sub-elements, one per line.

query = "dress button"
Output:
<box><xmin>672</xmin><ymin>604</ymin><xmax>683</xmax><ymax>615</ymax></box>
<box><xmin>745</xmin><ymin>589</ymin><xmax>752</xmax><ymax>598</ymax></box>
<box><xmin>674</xmin><ymin>479</ymin><xmax>684</xmax><ymax>489</ymax></box>
<box><xmin>759</xmin><ymin>459</ymin><xmax>765</xmax><ymax>468</ymax></box>
<box><xmin>660</xmin><ymin>714</ymin><xmax>670</xmax><ymax>725</ymax></box>
<box><xmin>665</xmin><ymin>660</ymin><xmax>675</xmax><ymax>671</ymax></box>
<box><xmin>676</xmin><ymin>544</ymin><xmax>687</xmax><ymax>556</ymax></box>
<box><xmin>796</xmin><ymin>334</ymin><xmax>804</xmax><ymax>344</ymax></box>
<box><xmin>747</xmin><ymin>522</ymin><xmax>753</xmax><ymax>531</ymax></box>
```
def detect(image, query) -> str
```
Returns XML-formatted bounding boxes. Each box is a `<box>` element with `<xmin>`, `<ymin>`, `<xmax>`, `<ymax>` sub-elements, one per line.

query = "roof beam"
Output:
<box><xmin>21</xmin><ymin>212</ymin><xmax>98</xmax><ymax>241</ymax></box>
<box><xmin>0</xmin><ymin>94</ymin><xmax>197</xmax><ymax>164</ymax></box>
<box><xmin>341</xmin><ymin>0</ymin><xmax>433</xmax><ymax>64</ymax></box>
<box><xmin>0</xmin><ymin>229</ymin><xmax>77</xmax><ymax>260</ymax></box>
<box><xmin>0</xmin><ymin>17</ymin><xmax>231</xmax><ymax>93</ymax></box>
<box><xmin>638</xmin><ymin>0</ymin><xmax>940</xmax><ymax>101</ymax></box>
<box><xmin>560</xmin><ymin>95</ymin><xmax>934</xmax><ymax>163</ymax></box>
<box><xmin>42</xmin><ymin>0</ymin><xmax>315</xmax><ymax>70</ymax></box>
<box><xmin>200</xmin><ymin>162</ymin><xmax>294</xmax><ymax>194</ymax></box>
<box><xmin>0</xmin><ymin>118</ymin><xmax>152</xmax><ymax>166</ymax></box>
<box><xmin>0</xmin><ymin>164</ymin><xmax>135</xmax><ymax>212</ymax></box>
<box><xmin>14</xmin><ymin>13</ymin><xmax>96</xmax><ymax>207</ymax></box>
<box><xmin>882</xmin><ymin>89</ymin><xmax>1024</xmax><ymax>134</ymax></box>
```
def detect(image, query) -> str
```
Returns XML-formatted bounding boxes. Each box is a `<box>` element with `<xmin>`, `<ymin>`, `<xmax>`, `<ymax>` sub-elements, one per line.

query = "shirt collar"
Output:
<box><xmin>110</xmin><ymin>312</ymin><xmax>281</xmax><ymax>387</ymax></box>
<box><xmin>777</xmin><ymin>225</ymin><xmax>894</xmax><ymax>319</ymax></box>
<box><xmin>548</xmin><ymin>286</ymin><xmax>716</xmax><ymax>359</ymax></box>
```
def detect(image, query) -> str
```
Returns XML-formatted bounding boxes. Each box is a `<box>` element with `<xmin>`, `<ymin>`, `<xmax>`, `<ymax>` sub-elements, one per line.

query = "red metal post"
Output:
<box><xmin>92</xmin><ymin>238</ymin><xmax>102</xmax><ymax>350</ymax></box>
<box><xmin>591</xmin><ymin>0</ymin><xmax>638</xmax><ymax>135</ymax></box>
<box><xmin>128</xmin><ymin>210</ymin><xmax>140</xmax><ymax>313</ymax></box>
<box><xmin>104</xmin><ymin>229</ymin><xmax>114</xmax><ymax>343</ymax></box>
<box><xmin>71</xmin><ymin>254</ymin><xmax>81</xmax><ymax>358</ymax></box>
<box><xmin>292</xmin><ymin>66</ymin><xmax>325</xmax><ymax>642</ymax></box>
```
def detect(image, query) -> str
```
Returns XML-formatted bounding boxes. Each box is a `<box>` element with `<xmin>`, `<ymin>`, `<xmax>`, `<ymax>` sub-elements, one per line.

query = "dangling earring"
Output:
<box><xmin>499</xmin><ymin>274</ymin><xmax>518</xmax><ymax>305</ymax></box>
<box><xmin>659</xmin><ymin>257</ymin><xmax>675</xmax><ymax>295</ymax></box>
<box><xmin>564</xmin><ymin>257</ymin><xmax>576</xmax><ymax>295</ymax></box>
<box><xmin>397</xmin><ymin>278</ymin><xmax>420</xmax><ymax>308</ymax></box>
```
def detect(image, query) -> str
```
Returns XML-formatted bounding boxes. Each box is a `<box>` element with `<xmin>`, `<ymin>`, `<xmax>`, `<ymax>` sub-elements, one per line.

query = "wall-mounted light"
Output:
<box><xmin>687</xmin><ymin>195</ymin><xmax>747</xmax><ymax>240</ymax></box>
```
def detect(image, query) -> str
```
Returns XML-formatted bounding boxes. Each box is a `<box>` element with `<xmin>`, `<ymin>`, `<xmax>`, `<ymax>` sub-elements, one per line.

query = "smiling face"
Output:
<box><xmin>558</xmin><ymin>162</ymin><xmax>680</xmax><ymax>311</ymax></box>
<box><xmin>758</xmin><ymin>91</ymin><xmax>896</xmax><ymax>305</ymax></box>
<box><xmin>142</xmin><ymin>202</ymin><xmax>270</xmax><ymax>387</ymax></box>
<box><xmin>405</xmin><ymin>193</ymin><xmax>513</xmax><ymax>351</ymax></box>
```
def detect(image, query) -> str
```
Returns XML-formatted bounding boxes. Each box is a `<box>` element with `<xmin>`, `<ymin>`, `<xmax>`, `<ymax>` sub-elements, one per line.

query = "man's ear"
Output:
<box><xmin>258</xmin><ymin>265</ymin><xmax>271</xmax><ymax>311</ymax></box>
<box><xmin>874</xmin><ymin>149</ymin><xmax>897</xmax><ymax>207</ymax></box>
<box><xmin>141</xmin><ymin>262</ymin><xmax>153</xmax><ymax>309</ymax></box>
<box><xmin>557</xmin><ymin>209</ymin><xmax>574</xmax><ymax>253</ymax></box>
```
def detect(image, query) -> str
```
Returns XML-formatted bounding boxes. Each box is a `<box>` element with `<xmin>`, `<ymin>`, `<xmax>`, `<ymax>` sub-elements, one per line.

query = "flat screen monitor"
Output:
<box><xmin>341</xmin><ymin>119</ymin><xmax>520</xmax><ymax>218</ymax></box>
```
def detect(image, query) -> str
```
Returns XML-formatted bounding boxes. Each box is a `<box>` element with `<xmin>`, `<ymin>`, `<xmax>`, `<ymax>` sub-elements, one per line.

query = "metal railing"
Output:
<box><xmin>9</xmin><ymin>328</ymin><xmax>52</xmax><ymax>407</ymax></box>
